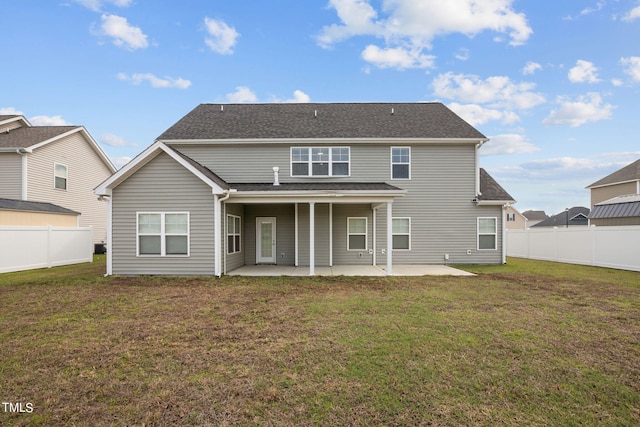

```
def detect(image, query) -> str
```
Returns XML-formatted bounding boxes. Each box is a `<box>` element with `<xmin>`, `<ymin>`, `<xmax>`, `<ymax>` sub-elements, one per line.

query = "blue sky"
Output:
<box><xmin>2</xmin><ymin>0</ymin><xmax>640</xmax><ymax>215</ymax></box>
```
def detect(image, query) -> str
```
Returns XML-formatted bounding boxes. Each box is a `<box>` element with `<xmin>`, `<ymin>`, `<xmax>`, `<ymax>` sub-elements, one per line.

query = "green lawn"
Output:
<box><xmin>1</xmin><ymin>257</ymin><xmax>639</xmax><ymax>426</ymax></box>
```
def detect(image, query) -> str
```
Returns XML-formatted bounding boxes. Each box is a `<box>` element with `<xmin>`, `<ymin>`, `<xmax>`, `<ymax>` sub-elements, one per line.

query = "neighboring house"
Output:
<box><xmin>586</xmin><ymin>158</ymin><xmax>640</xmax><ymax>207</ymax></box>
<box><xmin>588</xmin><ymin>194</ymin><xmax>640</xmax><ymax>226</ymax></box>
<box><xmin>531</xmin><ymin>207</ymin><xmax>590</xmax><ymax>228</ymax></box>
<box><xmin>504</xmin><ymin>205</ymin><xmax>527</xmax><ymax>230</ymax></box>
<box><xmin>0</xmin><ymin>198</ymin><xmax>80</xmax><ymax>226</ymax></box>
<box><xmin>95</xmin><ymin>103</ymin><xmax>515</xmax><ymax>276</ymax></box>
<box><xmin>522</xmin><ymin>210</ymin><xmax>548</xmax><ymax>227</ymax></box>
<box><xmin>0</xmin><ymin>115</ymin><xmax>116</xmax><ymax>244</ymax></box>
<box><xmin>586</xmin><ymin>159</ymin><xmax>640</xmax><ymax>226</ymax></box>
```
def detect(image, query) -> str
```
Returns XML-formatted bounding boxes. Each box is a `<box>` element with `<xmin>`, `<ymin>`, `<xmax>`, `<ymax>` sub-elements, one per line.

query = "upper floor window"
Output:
<box><xmin>291</xmin><ymin>147</ymin><xmax>350</xmax><ymax>177</ymax></box>
<box><xmin>507</xmin><ymin>213</ymin><xmax>516</xmax><ymax>222</ymax></box>
<box><xmin>54</xmin><ymin>163</ymin><xmax>67</xmax><ymax>190</ymax></box>
<box><xmin>391</xmin><ymin>147</ymin><xmax>410</xmax><ymax>179</ymax></box>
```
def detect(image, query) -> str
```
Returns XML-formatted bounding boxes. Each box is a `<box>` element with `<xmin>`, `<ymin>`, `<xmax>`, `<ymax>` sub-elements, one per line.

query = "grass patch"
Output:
<box><xmin>1</xmin><ymin>258</ymin><xmax>639</xmax><ymax>425</ymax></box>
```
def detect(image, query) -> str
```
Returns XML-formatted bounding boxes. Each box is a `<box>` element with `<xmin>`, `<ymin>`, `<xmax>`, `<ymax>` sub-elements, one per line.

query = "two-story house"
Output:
<box><xmin>94</xmin><ymin>103</ymin><xmax>515</xmax><ymax>276</ymax></box>
<box><xmin>0</xmin><ymin>114</ymin><xmax>116</xmax><ymax>244</ymax></box>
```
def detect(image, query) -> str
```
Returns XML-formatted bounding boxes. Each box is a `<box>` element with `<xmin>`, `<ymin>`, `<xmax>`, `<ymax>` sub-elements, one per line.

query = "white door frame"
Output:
<box><xmin>256</xmin><ymin>217</ymin><xmax>277</xmax><ymax>264</ymax></box>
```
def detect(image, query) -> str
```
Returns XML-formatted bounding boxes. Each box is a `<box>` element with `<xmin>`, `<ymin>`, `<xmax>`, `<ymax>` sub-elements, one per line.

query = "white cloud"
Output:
<box><xmin>568</xmin><ymin>60</ymin><xmax>600</xmax><ymax>83</ymax></box>
<box><xmin>101</xmin><ymin>133</ymin><xmax>135</xmax><ymax>147</ymax></box>
<box><xmin>481</xmin><ymin>134</ymin><xmax>539</xmax><ymax>156</ymax></box>
<box><xmin>0</xmin><ymin>107</ymin><xmax>24</xmax><ymax>115</ymax></box>
<box><xmin>318</xmin><ymin>0</ymin><xmax>532</xmax><ymax>49</ymax></box>
<box><xmin>74</xmin><ymin>0</ymin><xmax>132</xmax><ymax>12</ymax></box>
<box><xmin>204</xmin><ymin>17</ymin><xmax>239</xmax><ymax>55</ymax></box>
<box><xmin>621</xmin><ymin>56</ymin><xmax>640</xmax><ymax>82</ymax></box>
<box><xmin>284</xmin><ymin>90</ymin><xmax>311</xmax><ymax>103</ymax></box>
<box><xmin>542</xmin><ymin>93</ymin><xmax>614</xmax><ymax>127</ymax></box>
<box><xmin>117</xmin><ymin>73</ymin><xmax>191</xmax><ymax>89</ymax></box>
<box><xmin>29</xmin><ymin>115</ymin><xmax>70</xmax><ymax>126</ymax></box>
<box><xmin>432</xmin><ymin>72</ymin><xmax>545</xmax><ymax>110</ymax></box>
<box><xmin>361</xmin><ymin>45</ymin><xmax>435</xmax><ymax>70</ymax></box>
<box><xmin>226</xmin><ymin>86</ymin><xmax>258</xmax><ymax>103</ymax></box>
<box><xmin>98</xmin><ymin>14</ymin><xmax>148</xmax><ymax>50</ymax></box>
<box><xmin>522</xmin><ymin>61</ymin><xmax>542</xmax><ymax>75</ymax></box>
<box><xmin>622</xmin><ymin>4</ymin><xmax>640</xmax><ymax>22</ymax></box>
<box><xmin>448</xmin><ymin>103</ymin><xmax>519</xmax><ymax>126</ymax></box>
<box><xmin>455</xmin><ymin>48</ymin><xmax>470</xmax><ymax>61</ymax></box>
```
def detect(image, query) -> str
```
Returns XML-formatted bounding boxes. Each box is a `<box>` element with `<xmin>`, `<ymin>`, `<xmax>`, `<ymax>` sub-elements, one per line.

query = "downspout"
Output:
<box><xmin>502</xmin><ymin>203</ymin><xmax>510</xmax><ymax>264</ymax></box>
<box><xmin>215</xmin><ymin>190</ymin><xmax>232</xmax><ymax>277</ymax></box>
<box><xmin>98</xmin><ymin>191</ymin><xmax>112</xmax><ymax>276</ymax></box>
<box><xmin>16</xmin><ymin>148</ymin><xmax>30</xmax><ymax>200</ymax></box>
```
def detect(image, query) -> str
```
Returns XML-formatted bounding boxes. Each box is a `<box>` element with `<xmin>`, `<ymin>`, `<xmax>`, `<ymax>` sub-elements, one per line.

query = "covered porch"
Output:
<box><xmin>220</xmin><ymin>182</ymin><xmax>406</xmax><ymax>276</ymax></box>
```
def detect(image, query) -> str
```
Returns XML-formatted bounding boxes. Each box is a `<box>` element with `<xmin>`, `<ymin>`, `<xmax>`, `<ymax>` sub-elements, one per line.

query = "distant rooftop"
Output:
<box><xmin>587</xmin><ymin>159</ymin><xmax>640</xmax><ymax>188</ymax></box>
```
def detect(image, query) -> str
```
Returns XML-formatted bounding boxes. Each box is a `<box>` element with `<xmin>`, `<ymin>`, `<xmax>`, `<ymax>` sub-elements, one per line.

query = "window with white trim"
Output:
<box><xmin>227</xmin><ymin>214</ymin><xmax>241</xmax><ymax>254</ymax></box>
<box><xmin>391</xmin><ymin>147</ymin><xmax>410</xmax><ymax>179</ymax></box>
<box><xmin>507</xmin><ymin>213</ymin><xmax>516</xmax><ymax>222</ymax></box>
<box><xmin>137</xmin><ymin>212</ymin><xmax>189</xmax><ymax>256</ymax></box>
<box><xmin>347</xmin><ymin>217</ymin><xmax>367</xmax><ymax>250</ymax></box>
<box><xmin>478</xmin><ymin>217</ymin><xmax>497</xmax><ymax>250</ymax></box>
<box><xmin>291</xmin><ymin>147</ymin><xmax>350</xmax><ymax>177</ymax></box>
<box><xmin>392</xmin><ymin>218</ymin><xmax>411</xmax><ymax>250</ymax></box>
<box><xmin>54</xmin><ymin>163</ymin><xmax>68</xmax><ymax>190</ymax></box>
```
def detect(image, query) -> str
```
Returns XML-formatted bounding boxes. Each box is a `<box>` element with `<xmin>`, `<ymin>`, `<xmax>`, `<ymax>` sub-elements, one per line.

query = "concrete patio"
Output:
<box><xmin>227</xmin><ymin>264</ymin><xmax>475</xmax><ymax>276</ymax></box>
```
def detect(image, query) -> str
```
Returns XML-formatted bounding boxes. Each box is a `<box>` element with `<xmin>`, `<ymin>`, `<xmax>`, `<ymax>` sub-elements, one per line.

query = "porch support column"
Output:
<box><xmin>329</xmin><ymin>203</ymin><xmax>333</xmax><ymax>267</ymax></box>
<box><xmin>372</xmin><ymin>207</ymin><xmax>377</xmax><ymax>266</ymax></box>
<box><xmin>214</xmin><ymin>195</ymin><xmax>221</xmax><ymax>277</ymax></box>
<box><xmin>294</xmin><ymin>203</ymin><xmax>299</xmax><ymax>266</ymax></box>
<box><xmin>309</xmin><ymin>201</ymin><xmax>315</xmax><ymax>275</ymax></box>
<box><xmin>386</xmin><ymin>201</ymin><xmax>393</xmax><ymax>275</ymax></box>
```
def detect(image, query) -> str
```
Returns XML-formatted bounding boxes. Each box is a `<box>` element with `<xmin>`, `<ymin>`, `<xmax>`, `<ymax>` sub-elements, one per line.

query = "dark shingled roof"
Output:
<box><xmin>531</xmin><ymin>207</ymin><xmax>590</xmax><ymax>227</ymax></box>
<box><xmin>172</xmin><ymin>148</ymin><xmax>230</xmax><ymax>190</ymax></box>
<box><xmin>587</xmin><ymin>159</ymin><xmax>640</xmax><ymax>188</ymax></box>
<box><xmin>0</xmin><ymin>126</ymin><xmax>78</xmax><ymax>149</ymax></box>
<box><xmin>0</xmin><ymin>198</ymin><xmax>80</xmax><ymax>215</ymax></box>
<box><xmin>157</xmin><ymin>103</ymin><xmax>487</xmax><ymax>141</ymax></box>
<box><xmin>478</xmin><ymin>168</ymin><xmax>515</xmax><ymax>202</ymax></box>
<box><xmin>230</xmin><ymin>182</ymin><xmax>402</xmax><ymax>192</ymax></box>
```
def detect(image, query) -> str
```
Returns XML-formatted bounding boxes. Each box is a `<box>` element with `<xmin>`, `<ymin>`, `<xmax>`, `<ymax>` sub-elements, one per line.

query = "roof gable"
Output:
<box><xmin>94</xmin><ymin>142</ymin><xmax>228</xmax><ymax>195</ymax></box>
<box><xmin>587</xmin><ymin>159</ymin><xmax>640</xmax><ymax>188</ymax></box>
<box><xmin>157</xmin><ymin>103</ymin><xmax>487</xmax><ymax>141</ymax></box>
<box><xmin>531</xmin><ymin>207</ymin><xmax>590</xmax><ymax>227</ymax></box>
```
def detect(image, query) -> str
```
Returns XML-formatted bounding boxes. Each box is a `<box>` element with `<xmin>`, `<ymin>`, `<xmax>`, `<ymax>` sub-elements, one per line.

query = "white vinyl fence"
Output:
<box><xmin>507</xmin><ymin>226</ymin><xmax>640</xmax><ymax>272</ymax></box>
<box><xmin>0</xmin><ymin>226</ymin><xmax>93</xmax><ymax>274</ymax></box>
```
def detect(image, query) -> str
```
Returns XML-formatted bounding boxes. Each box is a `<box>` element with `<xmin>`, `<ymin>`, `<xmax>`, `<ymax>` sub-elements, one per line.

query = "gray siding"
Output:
<box><xmin>27</xmin><ymin>132</ymin><xmax>113</xmax><ymax>243</ymax></box>
<box><xmin>0</xmin><ymin>153</ymin><xmax>22</xmax><ymax>199</ymax></box>
<box><xmin>332</xmin><ymin>204</ymin><xmax>374</xmax><ymax>265</ymax></box>
<box><xmin>112</xmin><ymin>152</ymin><xmax>215</xmax><ymax>275</ymax></box>
<box><xmin>591</xmin><ymin>182</ymin><xmax>638</xmax><ymax>207</ymax></box>
<box><xmin>174</xmin><ymin>142</ymin><xmax>505</xmax><ymax>265</ymax></box>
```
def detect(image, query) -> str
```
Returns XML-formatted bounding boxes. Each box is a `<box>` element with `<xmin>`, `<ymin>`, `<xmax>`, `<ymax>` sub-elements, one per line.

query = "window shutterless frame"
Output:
<box><xmin>392</xmin><ymin>217</ymin><xmax>411</xmax><ymax>250</ymax></box>
<box><xmin>347</xmin><ymin>217</ymin><xmax>367</xmax><ymax>251</ymax></box>
<box><xmin>477</xmin><ymin>217</ymin><xmax>497</xmax><ymax>250</ymax></box>
<box><xmin>290</xmin><ymin>147</ymin><xmax>350</xmax><ymax>177</ymax></box>
<box><xmin>227</xmin><ymin>214</ymin><xmax>241</xmax><ymax>255</ymax></box>
<box><xmin>54</xmin><ymin>163</ymin><xmax>68</xmax><ymax>190</ymax></box>
<box><xmin>390</xmin><ymin>147</ymin><xmax>410</xmax><ymax>180</ymax></box>
<box><xmin>136</xmin><ymin>212</ymin><xmax>190</xmax><ymax>257</ymax></box>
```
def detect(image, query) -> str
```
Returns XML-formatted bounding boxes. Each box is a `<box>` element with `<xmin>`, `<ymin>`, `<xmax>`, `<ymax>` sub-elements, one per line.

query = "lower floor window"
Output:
<box><xmin>347</xmin><ymin>217</ymin><xmax>367</xmax><ymax>250</ymax></box>
<box><xmin>227</xmin><ymin>214</ymin><xmax>241</xmax><ymax>254</ymax></box>
<box><xmin>478</xmin><ymin>217</ymin><xmax>497</xmax><ymax>250</ymax></box>
<box><xmin>138</xmin><ymin>212</ymin><xmax>189</xmax><ymax>256</ymax></box>
<box><xmin>392</xmin><ymin>217</ymin><xmax>411</xmax><ymax>250</ymax></box>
